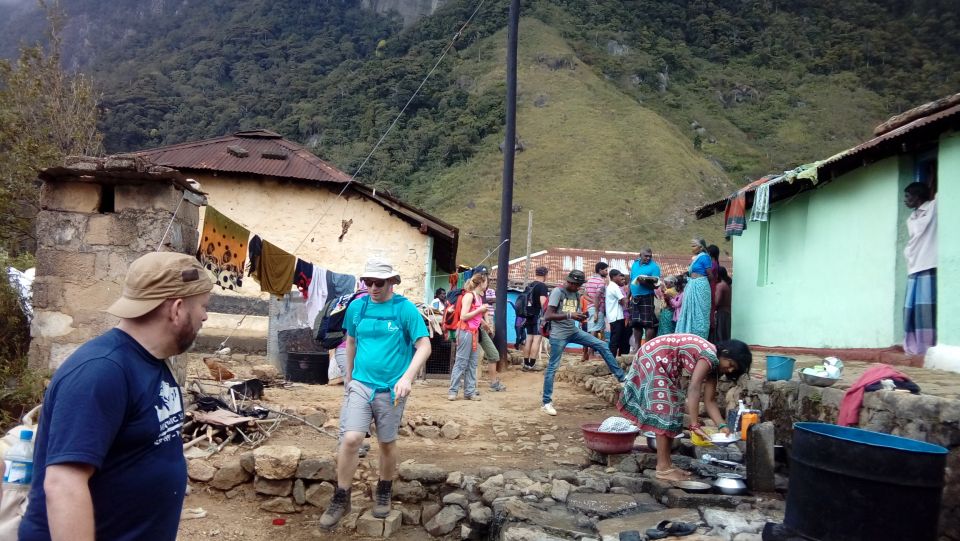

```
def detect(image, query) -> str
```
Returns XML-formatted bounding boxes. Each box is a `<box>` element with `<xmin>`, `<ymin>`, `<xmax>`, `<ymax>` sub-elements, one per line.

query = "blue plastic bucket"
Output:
<box><xmin>765</xmin><ymin>355</ymin><xmax>795</xmax><ymax>381</ymax></box>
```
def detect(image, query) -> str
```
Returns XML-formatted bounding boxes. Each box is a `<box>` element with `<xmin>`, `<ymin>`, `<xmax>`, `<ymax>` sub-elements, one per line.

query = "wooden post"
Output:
<box><xmin>524</xmin><ymin>210</ymin><xmax>533</xmax><ymax>283</ymax></box>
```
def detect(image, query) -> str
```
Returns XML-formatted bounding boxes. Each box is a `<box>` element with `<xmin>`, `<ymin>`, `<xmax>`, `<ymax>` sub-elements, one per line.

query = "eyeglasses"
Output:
<box><xmin>362</xmin><ymin>278</ymin><xmax>387</xmax><ymax>288</ymax></box>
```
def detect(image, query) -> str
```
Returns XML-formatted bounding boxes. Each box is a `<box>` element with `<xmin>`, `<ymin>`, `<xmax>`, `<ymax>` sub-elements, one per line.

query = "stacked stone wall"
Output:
<box><xmin>29</xmin><ymin>179</ymin><xmax>199</xmax><ymax>370</ymax></box>
<box><xmin>558</xmin><ymin>357</ymin><xmax>960</xmax><ymax>540</ymax></box>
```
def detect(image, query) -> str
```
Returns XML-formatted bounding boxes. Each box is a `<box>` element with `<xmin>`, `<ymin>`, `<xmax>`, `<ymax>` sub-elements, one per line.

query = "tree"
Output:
<box><xmin>0</xmin><ymin>3</ymin><xmax>102</xmax><ymax>255</ymax></box>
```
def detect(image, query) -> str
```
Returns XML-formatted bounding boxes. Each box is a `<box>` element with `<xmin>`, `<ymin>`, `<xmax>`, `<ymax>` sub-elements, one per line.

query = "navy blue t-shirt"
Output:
<box><xmin>20</xmin><ymin>329</ymin><xmax>187</xmax><ymax>541</ymax></box>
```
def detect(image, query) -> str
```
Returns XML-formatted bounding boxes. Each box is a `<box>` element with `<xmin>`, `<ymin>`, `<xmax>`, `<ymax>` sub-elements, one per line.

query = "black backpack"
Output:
<box><xmin>314</xmin><ymin>291</ymin><xmax>363</xmax><ymax>349</ymax></box>
<box><xmin>515</xmin><ymin>282</ymin><xmax>539</xmax><ymax>318</ymax></box>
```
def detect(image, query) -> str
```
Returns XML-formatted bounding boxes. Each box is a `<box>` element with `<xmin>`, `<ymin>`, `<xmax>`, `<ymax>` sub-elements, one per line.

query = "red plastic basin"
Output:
<box><xmin>581</xmin><ymin>422</ymin><xmax>639</xmax><ymax>454</ymax></box>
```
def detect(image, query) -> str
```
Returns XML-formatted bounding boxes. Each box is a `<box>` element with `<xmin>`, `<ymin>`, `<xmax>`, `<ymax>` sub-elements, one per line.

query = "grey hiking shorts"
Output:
<box><xmin>341</xmin><ymin>380</ymin><xmax>407</xmax><ymax>443</ymax></box>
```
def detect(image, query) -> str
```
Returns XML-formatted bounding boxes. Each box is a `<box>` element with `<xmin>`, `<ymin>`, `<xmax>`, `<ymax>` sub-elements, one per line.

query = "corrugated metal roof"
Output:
<box><xmin>817</xmin><ymin>103</ymin><xmax>960</xmax><ymax>172</ymax></box>
<box><xmin>492</xmin><ymin>247</ymin><xmax>732</xmax><ymax>286</ymax></box>
<box><xmin>695</xmin><ymin>102</ymin><xmax>960</xmax><ymax>219</ymax></box>
<box><xmin>127</xmin><ymin>129</ymin><xmax>352</xmax><ymax>184</ymax></box>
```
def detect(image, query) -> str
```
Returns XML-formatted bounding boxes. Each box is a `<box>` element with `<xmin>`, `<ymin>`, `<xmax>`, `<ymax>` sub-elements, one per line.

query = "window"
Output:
<box><xmin>575</xmin><ymin>256</ymin><xmax>584</xmax><ymax>271</ymax></box>
<box><xmin>562</xmin><ymin>256</ymin><xmax>573</xmax><ymax>270</ymax></box>
<box><xmin>99</xmin><ymin>185</ymin><xmax>115</xmax><ymax>213</ymax></box>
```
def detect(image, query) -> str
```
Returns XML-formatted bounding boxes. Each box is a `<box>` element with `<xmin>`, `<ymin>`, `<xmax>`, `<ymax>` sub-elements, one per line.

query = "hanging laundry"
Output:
<box><xmin>294</xmin><ymin>259</ymin><xmax>314</xmax><ymax>299</ymax></box>
<box><xmin>751</xmin><ymin>183</ymin><xmax>770</xmax><ymax>222</ymax></box>
<box><xmin>199</xmin><ymin>206</ymin><xmax>249</xmax><ymax>291</ymax></box>
<box><xmin>326</xmin><ymin>270</ymin><xmax>357</xmax><ymax>298</ymax></box>
<box><xmin>448</xmin><ymin>272</ymin><xmax>459</xmax><ymax>290</ymax></box>
<box><xmin>247</xmin><ymin>235</ymin><xmax>263</xmax><ymax>277</ymax></box>
<box><xmin>723</xmin><ymin>192</ymin><xmax>747</xmax><ymax>237</ymax></box>
<box><xmin>305</xmin><ymin>267</ymin><xmax>328</xmax><ymax>327</ymax></box>
<box><xmin>250</xmin><ymin>239</ymin><xmax>297</xmax><ymax>297</ymax></box>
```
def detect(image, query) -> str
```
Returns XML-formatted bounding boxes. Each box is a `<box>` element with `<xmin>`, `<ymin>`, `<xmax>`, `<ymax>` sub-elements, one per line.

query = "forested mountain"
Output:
<box><xmin>2</xmin><ymin>0</ymin><xmax>958</xmax><ymax>260</ymax></box>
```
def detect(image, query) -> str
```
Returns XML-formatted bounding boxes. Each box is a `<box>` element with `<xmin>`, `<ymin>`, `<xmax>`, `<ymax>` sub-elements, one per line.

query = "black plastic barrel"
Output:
<box><xmin>785</xmin><ymin>422</ymin><xmax>948</xmax><ymax>541</ymax></box>
<box><xmin>286</xmin><ymin>352</ymin><xmax>329</xmax><ymax>384</ymax></box>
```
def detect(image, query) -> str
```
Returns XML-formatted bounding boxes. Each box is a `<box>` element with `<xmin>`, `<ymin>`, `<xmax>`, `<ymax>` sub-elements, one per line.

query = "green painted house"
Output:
<box><xmin>696</xmin><ymin>96</ymin><xmax>960</xmax><ymax>371</ymax></box>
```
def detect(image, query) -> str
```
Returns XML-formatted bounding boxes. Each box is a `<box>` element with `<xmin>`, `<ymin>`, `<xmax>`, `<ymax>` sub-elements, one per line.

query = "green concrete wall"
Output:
<box><xmin>731</xmin><ymin>157</ymin><xmax>902</xmax><ymax>348</ymax></box>
<box><xmin>938</xmin><ymin>132</ymin><xmax>960</xmax><ymax>346</ymax></box>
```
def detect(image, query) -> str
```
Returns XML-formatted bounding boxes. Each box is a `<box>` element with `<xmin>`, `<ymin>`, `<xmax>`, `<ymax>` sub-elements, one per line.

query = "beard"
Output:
<box><xmin>174</xmin><ymin>312</ymin><xmax>200</xmax><ymax>354</ymax></box>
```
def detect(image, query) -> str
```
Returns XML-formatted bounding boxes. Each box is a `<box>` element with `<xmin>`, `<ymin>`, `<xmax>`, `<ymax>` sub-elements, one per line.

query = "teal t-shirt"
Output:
<box><xmin>345</xmin><ymin>295</ymin><xmax>429</xmax><ymax>390</ymax></box>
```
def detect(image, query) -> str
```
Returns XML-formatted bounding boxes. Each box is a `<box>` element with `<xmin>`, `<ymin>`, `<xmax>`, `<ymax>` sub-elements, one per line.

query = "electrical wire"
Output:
<box><xmin>292</xmin><ymin>0</ymin><xmax>488</xmax><ymax>254</ymax></box>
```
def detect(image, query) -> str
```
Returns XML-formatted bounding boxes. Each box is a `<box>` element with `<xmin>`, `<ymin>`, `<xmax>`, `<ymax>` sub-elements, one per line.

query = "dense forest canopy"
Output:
<box><xmin>1</xmin><ymin>0</ymin><xmax>958</xmax><ymax>258</ymax></box>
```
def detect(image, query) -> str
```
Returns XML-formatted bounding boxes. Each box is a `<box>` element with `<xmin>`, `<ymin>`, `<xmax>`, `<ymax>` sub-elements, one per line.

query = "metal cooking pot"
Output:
<box><xmin>644</xmin><ymin>431</ymin><xmax>682</xmax><ymax>451</ymax></box>
<box><xmin>713</xmin><ymin>472</ymin><xmax>748</xmax><ymax>495</ymax></box>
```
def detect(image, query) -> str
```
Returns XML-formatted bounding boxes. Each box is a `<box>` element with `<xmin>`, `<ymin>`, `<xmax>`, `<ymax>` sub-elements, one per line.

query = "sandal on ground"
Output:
<box><xmin>645</xmin><ymin>520</ymin><xmax>698</xmax><ymax>539</ymax></box>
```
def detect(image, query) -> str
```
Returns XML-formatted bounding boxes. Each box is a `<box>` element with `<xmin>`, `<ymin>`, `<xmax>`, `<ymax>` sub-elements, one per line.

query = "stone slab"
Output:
<box><xmin>565</xmin><ymin>493</ymin><xmax>640</xmax><ymax>518</ymax></box>
<box><xmin>596</xmin><ymin>507</ymin><xmax>700</xmax><ymax>539</ymax></box>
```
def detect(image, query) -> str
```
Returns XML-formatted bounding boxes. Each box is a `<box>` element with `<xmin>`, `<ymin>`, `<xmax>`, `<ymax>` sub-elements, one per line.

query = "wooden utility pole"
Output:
<box><xmin>494</xmin><ymin>0</ymin><xmax>520</xmax><ymax>358</ymax></box>
<box><xmin>524</xmin><ymin>210</ymin><xmax>533</xmax><ymax>282</ymax></box>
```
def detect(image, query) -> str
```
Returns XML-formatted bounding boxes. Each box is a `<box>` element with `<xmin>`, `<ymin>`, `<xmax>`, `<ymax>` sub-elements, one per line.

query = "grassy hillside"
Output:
<box><xmin>406</xmin><ymin>19</ymin><xmax>727</xmax><ymax>261</ymax></box>
<box><xmin>3</xmin><ymin>0</ymin><xmax>958</xmax><ymax>263</ymax></box>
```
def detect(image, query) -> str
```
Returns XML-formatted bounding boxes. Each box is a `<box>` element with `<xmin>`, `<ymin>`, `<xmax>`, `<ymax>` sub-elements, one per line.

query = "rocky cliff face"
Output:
<box><xmin>361</xmin><ymin>0</ymin><xmax>447</xmax><ymax>26</ymax></box>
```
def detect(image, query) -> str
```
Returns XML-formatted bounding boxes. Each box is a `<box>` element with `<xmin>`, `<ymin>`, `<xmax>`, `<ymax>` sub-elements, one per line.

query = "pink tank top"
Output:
<box><xmin>461</xmin><ymin>290</ymin><xmax>484</xmax><ymax>331</ymax></box>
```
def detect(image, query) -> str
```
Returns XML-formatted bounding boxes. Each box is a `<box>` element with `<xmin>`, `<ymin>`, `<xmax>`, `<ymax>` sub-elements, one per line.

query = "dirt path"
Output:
<box><xmin>178</xmin><ymin>354</ymin><xmax>623</xmax><ymax>540</ymax></box>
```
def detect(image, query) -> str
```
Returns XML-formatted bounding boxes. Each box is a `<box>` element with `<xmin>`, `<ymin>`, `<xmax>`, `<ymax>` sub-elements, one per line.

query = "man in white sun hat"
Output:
<box><xmin>20</xmin><ymin>251</ymin><xmax>212</xmax><ymax>541</ymax></box>
<box><xmin>320</xmin><ymin>257</ymin><xmax>431</xmax><ymax>529</ymax></box>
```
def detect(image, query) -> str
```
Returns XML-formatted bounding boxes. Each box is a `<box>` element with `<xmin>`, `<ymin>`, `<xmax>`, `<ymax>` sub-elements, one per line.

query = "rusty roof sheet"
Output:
<box><xmin>127</xmin><ymin>129</ymin><xmax>352</xmax><ymax>184</ymax></box>
<box><xmin>492</xmin><ymin>247</ymin><xmax>732</xmax><ymax>286</ymax></box>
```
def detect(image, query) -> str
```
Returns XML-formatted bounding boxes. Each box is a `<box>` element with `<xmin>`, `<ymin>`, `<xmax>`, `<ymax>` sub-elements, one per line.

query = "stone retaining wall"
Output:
<box><xmin>188</xmin><ymin>444</ymin><xmax>784</xmax><ymax>540</ymax></box>
<box><xmin>558</xmin><ymin>357</ymin><xmax>960</xmax><ymax>540</ymax></box>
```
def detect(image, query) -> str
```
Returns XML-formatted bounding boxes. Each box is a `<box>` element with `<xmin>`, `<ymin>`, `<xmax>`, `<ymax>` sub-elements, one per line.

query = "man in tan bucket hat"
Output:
<box><xmin>20</xmin><ymin>252</ymin><xmax>213</xmax><ymax>541</ymax></box>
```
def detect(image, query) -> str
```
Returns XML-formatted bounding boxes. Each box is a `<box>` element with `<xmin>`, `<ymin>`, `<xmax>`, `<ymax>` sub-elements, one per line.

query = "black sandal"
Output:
<box><xmin>645</xmin><ymin>519</ymin><xmax>698</xmax><ymax>539</ymax></box>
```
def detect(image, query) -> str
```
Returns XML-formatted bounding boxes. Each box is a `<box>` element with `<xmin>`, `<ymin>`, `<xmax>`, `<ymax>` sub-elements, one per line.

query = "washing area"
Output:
<box><xmin>555</xmin><ymin>353</ymin><xmax>960</xmax><ymax>541</ymax></box>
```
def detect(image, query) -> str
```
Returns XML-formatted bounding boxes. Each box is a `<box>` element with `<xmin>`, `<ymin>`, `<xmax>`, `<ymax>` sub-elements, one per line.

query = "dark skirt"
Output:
<box><xmin>630</xmin><ymin>294</ymin><xmax>658</xmax><ymax>329</ymax></box>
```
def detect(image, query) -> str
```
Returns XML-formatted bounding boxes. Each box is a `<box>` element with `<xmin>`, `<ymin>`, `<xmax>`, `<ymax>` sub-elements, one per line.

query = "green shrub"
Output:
<box><xmin>0</xmin><ymin>255</ymin><xmax>43</xmax><ymax>430</ymax></box>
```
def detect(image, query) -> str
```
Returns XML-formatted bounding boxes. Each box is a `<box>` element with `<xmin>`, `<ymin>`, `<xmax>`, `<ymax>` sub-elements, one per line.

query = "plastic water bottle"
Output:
<box><xmin>3</xmin><ymin>429</ymin><xmax>34</xmax><ymax>486</ymax></box>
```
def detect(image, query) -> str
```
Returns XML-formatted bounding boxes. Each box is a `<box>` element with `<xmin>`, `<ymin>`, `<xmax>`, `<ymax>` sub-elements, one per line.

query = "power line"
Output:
<box><xmin>292</xmin><ymin>0</ymin><xmax>488</xmax><ymax>254</ymax></box>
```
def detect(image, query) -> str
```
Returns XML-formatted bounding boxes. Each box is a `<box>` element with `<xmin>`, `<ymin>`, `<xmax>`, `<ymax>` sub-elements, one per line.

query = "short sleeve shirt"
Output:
<box><xmin>345</xmin><ymin>295</ymin><xmax>429</xmax><ymax>389</ymax></box>
<box><xmin>605</xmin><ymin>282</ymin><xmax>625</xmax><ymax>322</ymax></box>
<box><xmin>584</xmin><ymin>275</ymin><xmax>606</xmax><ymax>308</ymax></box>
<box><xmin>548</xmin><ymin>287</ymin><xmax>581</xmax><ymax>340</ymax></box>
<box><xmin>529</xmin><ymin>281</ymin><xmax>549</xmax><ymax>315</ymax></box>
<box><xmin>630</xmin><ymin>259</ymin><xmax>661</xmax><ymax>296</ymax></box>
<box><xmin>689</xmin><ymin>252</ymin><xmax>712</xmax><ymax>276</ymax></box>
<box><xmin>20</xmin><ymin>329</ymin><xmax>187</xmax><ymax>541</ymax></box>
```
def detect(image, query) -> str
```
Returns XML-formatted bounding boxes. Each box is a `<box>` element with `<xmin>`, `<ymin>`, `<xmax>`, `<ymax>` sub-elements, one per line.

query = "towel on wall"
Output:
<box><xmin>837</xmin><ymin>364</ymin><xmax>915</xmax><ymax>426</ymax></box>
<box><xmin>250</xmin><ymin>239</ymin><xmax>297</xmax><ymax>297</ymax></box>
<box><xmin>199</xmin><ymin>206</ymin><xmax>249</xmax><ymax>290</ymax></box>
<box><xmin>723</xmin><ymin>192</ymin><xmax>747</xmax><ymax>237</ymax></box>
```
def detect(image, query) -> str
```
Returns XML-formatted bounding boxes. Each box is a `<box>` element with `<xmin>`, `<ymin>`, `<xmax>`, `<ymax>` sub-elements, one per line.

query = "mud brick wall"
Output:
<box><xmin>29</xmin><ymin>180</ymin><xmax>200</xmax><ymax>370</ymax></box>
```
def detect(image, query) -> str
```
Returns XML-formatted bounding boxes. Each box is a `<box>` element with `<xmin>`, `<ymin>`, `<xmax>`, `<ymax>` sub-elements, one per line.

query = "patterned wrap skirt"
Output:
<box><xmin>904</xmin><ymin>269</ymin><xmax>936</xmax><ymax>355</ymax></box>
<box><xmin>616</xmin><ymin>334</ymin><xmax>718</xmax><ymax>438</ymax></box>
<box><xmin>675</xmin><ymin>276</ymin><xmax>711</xmax><ymax>339</ymax></box>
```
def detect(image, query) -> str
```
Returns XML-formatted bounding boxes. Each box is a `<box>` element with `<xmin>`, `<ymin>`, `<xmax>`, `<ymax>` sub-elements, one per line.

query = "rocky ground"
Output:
<box><xmin>175</xmin><ymin>352</ymin><xmax>785</xmax><ymax>541</ymax></box>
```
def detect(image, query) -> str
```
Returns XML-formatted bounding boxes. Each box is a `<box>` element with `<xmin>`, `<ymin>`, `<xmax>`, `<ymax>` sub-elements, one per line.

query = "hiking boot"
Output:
<box><xmin>318</xmin><ymin>487</ymin><xmax>351</xmax><ymax>530</ymax></box>
<box><xmin>521</xmin><ymin>363</ymin><xmax>530</xmax><ymax>372</ymax></box>
<box><xmin>465</xmin><ymin>394</ymin><xmax>481</xmax><ymax>401</ymax></box>
<box><xmin>541</xmin><ymin>403</ymin><xmax>557</xmax><ymax>416</ymax></box>
<box><xmin>372</xmin><ymin>479</ymin><xmax>393</xmax><ymax>518</ymax></box>
<box><xmin>447</xmin><ymin>393</ymin><xmax>457</xmax><ymax>401</ymax></box>
<box><xmin>489</xmin><ymin>381</ymin><xmax>507</xmax><ymax>392</ymax></box>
